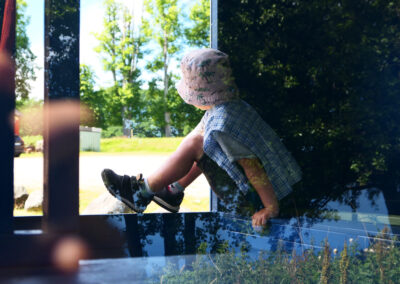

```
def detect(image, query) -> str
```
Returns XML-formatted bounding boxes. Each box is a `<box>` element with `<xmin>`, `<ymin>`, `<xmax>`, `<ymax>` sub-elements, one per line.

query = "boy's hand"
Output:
<box><xmin>252</xmin><ymin>206</ymin><xmax>279</xmax><ymax>228</ymax></box>
<box><xmin>237</xmin><ymin>158</ymin><xmax>280</xmax><ymax>229</ymax></box>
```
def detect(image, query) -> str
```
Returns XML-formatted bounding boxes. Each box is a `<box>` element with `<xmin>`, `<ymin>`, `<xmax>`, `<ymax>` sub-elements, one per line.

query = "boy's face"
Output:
<box><xmin>194</xmin><ymin>105</ymin><xmax>212</xmax><ymax>111</ymax></box>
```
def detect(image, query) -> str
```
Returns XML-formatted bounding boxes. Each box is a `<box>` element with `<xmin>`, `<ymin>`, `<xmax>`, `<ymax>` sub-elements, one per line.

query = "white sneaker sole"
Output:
<box><xmin>153</xmin><ymin>196</ymin><xmax>179</xmax><ymax>213</ymax></box>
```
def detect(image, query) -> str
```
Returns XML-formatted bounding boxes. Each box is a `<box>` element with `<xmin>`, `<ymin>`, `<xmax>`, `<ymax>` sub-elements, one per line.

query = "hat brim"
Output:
<box><xmin>176</xmin><ymin>78</ymin><xmax>201</xmax><ymax>106</ymax></box>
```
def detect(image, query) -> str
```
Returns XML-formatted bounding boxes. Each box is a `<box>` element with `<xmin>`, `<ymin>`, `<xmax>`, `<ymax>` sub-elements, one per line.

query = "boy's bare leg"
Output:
<box><xmin>177</xmin><ymin>163</ymin><xmax>203</xmax><ymax>188</ymax></box>
<box><xmin>147</xmin><ymin>134</ymin><xmax>204</xmax><ymax>192</ymax></box>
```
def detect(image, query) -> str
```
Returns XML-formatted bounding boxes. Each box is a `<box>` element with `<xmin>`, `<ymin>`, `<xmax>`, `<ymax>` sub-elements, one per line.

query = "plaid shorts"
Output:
<box><xmin>202</xmin><ymin>100</ymin><xmax>302</xmax><ymax>199</ymax></box>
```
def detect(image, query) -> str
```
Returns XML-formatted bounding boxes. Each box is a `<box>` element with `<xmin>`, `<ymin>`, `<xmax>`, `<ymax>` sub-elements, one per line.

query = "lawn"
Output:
<box><xmin>100</xmin><ymin>137</ymin><xmax>184</xmax><ymax>154</ymax></box>
<box><xmin>21</xmin><ymin>135</ymin><xmax>42</xmax><ymax>148</ymax></box>
<box><xmin>20</xmin><ymin>136</ymin><xmax>184</xmax><ymax>156</ymax></box>
<box><xmin>15</xmin><ymin>136</ymin><xmax>210</xmax><ymax>215</ymax></box>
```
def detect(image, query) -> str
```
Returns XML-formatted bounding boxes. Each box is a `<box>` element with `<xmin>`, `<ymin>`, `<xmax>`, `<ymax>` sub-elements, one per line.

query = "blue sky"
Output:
<box><xmin>24</xmin><ymin>0</ymin><xmax>207</xmax><ymax>100</ymax></box>
<box><xmin>25</xmin><ymin>0</ymin><xmax>44</xmax><ymax>100</ymax></box>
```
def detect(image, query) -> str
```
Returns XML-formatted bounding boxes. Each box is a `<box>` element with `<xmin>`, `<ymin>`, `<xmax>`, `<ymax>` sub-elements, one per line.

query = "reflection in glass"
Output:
<box><xmin>218</xmin><ymin>0</ymin><xmax>400</xmax><ymax>228</ymax></box>
<box><xmin>45</xmin><ymin>0</ymin><xmax>79</xmax><ymax>99</ymax></box>
<box><xmin>43</xmin><ymin>0</ymin><xmax>80</xmax><ymax>230</ymax></box>
<box><xmin>74</xmin><ymin>210</ymin><xmax>400</xmax><ymax>282</ymax></box>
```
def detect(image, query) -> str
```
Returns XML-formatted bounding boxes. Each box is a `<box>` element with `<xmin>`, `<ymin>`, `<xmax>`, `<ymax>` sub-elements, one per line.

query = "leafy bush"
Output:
<box><xmin>159</xmin><ymin>230</ymin><xmax>400</xmax><ymax>283</ymax></box>
<box><xmin>101</xmin><ymin>125</ymin><xmax>124</xmax><ymax>138</ymax></box>
<box><xmin>21</xmin><ymin>135</ymin><xmax>42</xmax><ymax>148</ymax></box>
<box><xmin>130</xmin><ymin>120</ymin><xmax>162</xmax><ymax>138</ymax></box>
<box><xmin>18</xmin><ymin>100</ymin><xmax>43</xmax><ymax>136</ymax></box>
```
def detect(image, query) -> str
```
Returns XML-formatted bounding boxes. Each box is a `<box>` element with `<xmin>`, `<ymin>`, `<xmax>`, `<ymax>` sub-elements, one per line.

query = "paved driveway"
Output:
<box><xmin>14</xmin><ymin>153</ymin><xmax>210</xmax><ymax>199</ymax></box>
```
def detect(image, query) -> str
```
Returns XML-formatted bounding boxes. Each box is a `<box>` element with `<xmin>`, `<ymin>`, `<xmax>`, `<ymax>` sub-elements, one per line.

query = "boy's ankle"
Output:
<box><xmin>142</xmin><ymin>178</ymin><xmax>155</xmax><ymax>196</ymax></box>
<box><xmin>168</xmin><ymin>182</ymin><xmax>185</xmax><ymax>194</ymax></box>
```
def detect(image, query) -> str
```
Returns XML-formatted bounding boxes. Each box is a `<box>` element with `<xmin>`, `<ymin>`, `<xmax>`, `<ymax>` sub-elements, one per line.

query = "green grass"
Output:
<box><xmin>18</xmin><ymin>137</ymin><xmax>185</xmax><ymax>157</ymax></box>
<box><xmin>160</xmin><ymin>232</ymin><xmax>400</xmax><ymax>284</ymax></box>
<box><xmin>100</xmin><ymin>137</ymin><xmax>184</xmax><ymax>154</ymax></box>
<box><xmin>21</xmin><ymin>135</ymin><xmax>42</xmax><ymax>147</ymax></box>
<box><xmin>14</xmin><ymin>136</ymin><xmax>210</xmax><ymax>215</ymax></box>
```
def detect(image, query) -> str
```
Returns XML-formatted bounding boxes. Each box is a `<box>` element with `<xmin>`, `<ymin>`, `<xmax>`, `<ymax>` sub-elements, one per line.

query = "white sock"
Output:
<box><xmin>169</xmin><ymin>182</ymin><xmax>185</xmax><ymax>193</ymax></box>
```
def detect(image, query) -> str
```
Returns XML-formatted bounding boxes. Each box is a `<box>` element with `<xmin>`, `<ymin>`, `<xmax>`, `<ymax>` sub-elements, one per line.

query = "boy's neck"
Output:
<box><xmin>195</xmin><ymin>105</ymin><xmax>213</xmax><ymax>111</ymax></box>
<box><xmin>195</xmin><ymin>99</ymin><xmax>240</xmax><ymax>111</ymax></box>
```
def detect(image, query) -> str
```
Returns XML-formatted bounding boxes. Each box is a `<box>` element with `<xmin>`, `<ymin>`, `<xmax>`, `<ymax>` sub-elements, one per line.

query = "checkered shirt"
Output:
<box><xmin>201</xmin><ymin>100</ymin><xmax>302</xmax><ymax>200</ymax></box>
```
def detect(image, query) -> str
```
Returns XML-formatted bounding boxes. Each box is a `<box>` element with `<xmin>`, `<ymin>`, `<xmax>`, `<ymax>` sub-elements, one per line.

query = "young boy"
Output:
<box><xmin>101</xmin><ymin>48</ymin><xmax>301</xmax><ymax>227</ymax></box>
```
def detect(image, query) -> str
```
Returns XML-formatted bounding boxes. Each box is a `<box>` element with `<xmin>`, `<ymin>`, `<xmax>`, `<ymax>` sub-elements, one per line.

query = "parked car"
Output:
<box><xmin>14</xmin><ymin>135</ymin><xmax>24</xmax><ymax>157</ymax></box>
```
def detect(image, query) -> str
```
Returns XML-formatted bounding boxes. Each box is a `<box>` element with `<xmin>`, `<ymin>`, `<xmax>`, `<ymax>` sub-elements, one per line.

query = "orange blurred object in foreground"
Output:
<box><xmin>0</xmin><ymin>51</ymin><xmax>14</xmax><ymax>93</ymax></box>
<box><xmin>14</xmin><ymin>114</ymin><xmax>19</xmax><ymax>135</ymax></box>
<box><xmin>52</xmin><ymin>235</ymin><xmax>89</xmax><ymax>274</ymax></box>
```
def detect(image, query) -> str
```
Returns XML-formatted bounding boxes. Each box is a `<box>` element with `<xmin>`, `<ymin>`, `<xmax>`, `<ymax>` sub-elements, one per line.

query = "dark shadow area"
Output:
<box><xmin>43</xmin><ymin>0</ymin><xmax>80</xmax><ymax>232</ymax></box>
<box><xmin>218</xmin><ymin>0</ymin><xmax>400</xmax><ymax>226</ymax></box>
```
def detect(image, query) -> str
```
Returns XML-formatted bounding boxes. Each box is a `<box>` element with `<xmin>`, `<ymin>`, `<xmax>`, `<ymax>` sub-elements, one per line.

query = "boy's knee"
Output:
<box><xmin>192</xmin><ymin>133</ymin><xmax>204</xmax><ymax>146</ymax></box>
<box><xmin>186</xmin><ymin>134</ymin><xmax>204</xmax><ymax>160</ymax></box>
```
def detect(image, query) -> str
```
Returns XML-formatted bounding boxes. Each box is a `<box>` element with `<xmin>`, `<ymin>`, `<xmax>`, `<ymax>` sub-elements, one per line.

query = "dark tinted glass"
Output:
<box><xmin>218</xmin><ymin>0</ymin><xmax>400</xmax><ymax>222</ymax></box>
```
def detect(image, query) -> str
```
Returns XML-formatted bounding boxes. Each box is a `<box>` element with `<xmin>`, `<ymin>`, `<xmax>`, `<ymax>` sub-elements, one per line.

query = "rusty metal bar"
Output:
<box><xmin>0</xmin><ymin>0</ymin><xmax>15</xmax><ymax>234</ymax></box>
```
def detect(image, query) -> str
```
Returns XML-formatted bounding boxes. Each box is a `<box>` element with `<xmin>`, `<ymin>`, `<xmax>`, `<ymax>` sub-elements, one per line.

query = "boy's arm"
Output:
<box><xmin>237</xmin><ymin>158</ymin><xmax>279</xmax><ymax>227</ymax></box>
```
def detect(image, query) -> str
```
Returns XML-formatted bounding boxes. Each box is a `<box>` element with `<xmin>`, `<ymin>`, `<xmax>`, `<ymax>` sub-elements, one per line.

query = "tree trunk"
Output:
<box><xmin>112</xmin><ymin>69</ymin><xmax>130</xmax><ymax>137</ymax></box>
<box><xmin>163</xmin><ymin>34</ymin><xmax>171</xmax><ymax>137</ymax></box>
<box><xmin>122</xmin><ymin>106</ymin><xmax>131</xmax><ymax>137</ymax></box>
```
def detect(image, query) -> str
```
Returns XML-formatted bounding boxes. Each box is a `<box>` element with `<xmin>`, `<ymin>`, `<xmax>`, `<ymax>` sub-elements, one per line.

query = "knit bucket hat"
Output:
<box><xmin>177</xmin><ymin>48</ymin><xmax>238</xmax><ymax>106</ymax></box>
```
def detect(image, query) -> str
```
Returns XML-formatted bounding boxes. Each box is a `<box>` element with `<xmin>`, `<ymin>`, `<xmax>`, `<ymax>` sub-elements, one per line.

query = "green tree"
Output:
<box><xmin>184</xmin><ymin>0</ymin><xmax>210</xmax><ymax>47</ymax></box>
<box><xmin>15</xmin><ymin>0</ymin><xmax>38</xmax><ymax>106</ymax></box>
<box><xmin>144</xmin><ymin>75</ymin><xmax>203</xmax><ymax>136</ymax></box>
<box><xmin>166</xmin><ymin>74</ymin><xmax>203</xmax><ymax>136</ymax></box>
<box><xmin>144</xmin><ymin>78</ymin><xmax>164</xmax><ymax>135</ymax></box>
<box><xmin>94</xmin><ymin>0</ymin><xmax>145</xmax><ymax>135</ymax></box>
<box><xmin>18</xmin><ymin>98</ymin><xmax>43</xmax><ymax>136</ymax></box>
<box><xmin>80</xmin><ymin>64</ymin><xmax>108</xmax><ymax>128</ymax></box>
<box><xmin>143</xmin><ymin>0</ymin><xmax>181</xmax><ymax>137</ymax></box>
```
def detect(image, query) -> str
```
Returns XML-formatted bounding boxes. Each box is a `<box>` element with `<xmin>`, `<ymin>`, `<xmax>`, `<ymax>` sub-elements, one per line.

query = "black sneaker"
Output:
<box><xmin>101</xmin><ymin>169</ymin><xmax>153</xmax><ymax>213</ymax></box>
<box><xmin>153</xmin><ymin>185</ymin><xmax>184</xmax><ymax>213</ymax></box>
